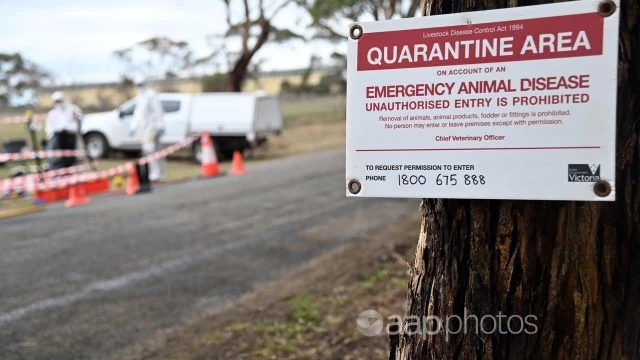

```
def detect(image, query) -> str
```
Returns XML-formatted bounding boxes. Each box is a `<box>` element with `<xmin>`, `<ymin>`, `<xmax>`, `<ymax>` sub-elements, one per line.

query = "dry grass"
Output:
<box><xmin>121</xmin><ymin>217</ymin><xmax>420</xmax><ymax>360</ymax></box>
<box><xmin>0</xmin><ymin>120</ymin><xmax>345</xmax><ymax>180</ymax></box>
<box><xmin>0</xmin><ymin>96</ymin><xmax>346</xmax><ymax>180</ymax></box>
<box><xmin>0</xmin><ymin>196</ymin><xmax>35</xmax><ymax>211</ymax></box>
<box><xmin>281</xmin><ymin>96</ymin><xmax>345</xmax><ymax>126</ymax></box>
<box><xmin>0</xmin><ymin>121</ymin><xmax>44</xmax><ymax>142</ymax></box>
<box><xmin>252</xmin><ymin>122</ymin><xmax>345</xmax><ymax>160</ymax></box>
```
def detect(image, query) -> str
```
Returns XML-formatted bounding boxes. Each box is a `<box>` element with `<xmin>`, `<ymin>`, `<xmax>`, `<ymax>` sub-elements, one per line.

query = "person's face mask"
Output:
<box><xmin>54</xmin><ymin>100</ymin><xmax>63</xmax><ymax>108</ymax></box>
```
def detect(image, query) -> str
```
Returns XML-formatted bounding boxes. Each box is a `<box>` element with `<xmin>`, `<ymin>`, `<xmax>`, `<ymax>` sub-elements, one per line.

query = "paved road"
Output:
<box><xmin>0</xmin><ymin>149</ymin><xmax>416</xmax><ymax>360</ymax></box>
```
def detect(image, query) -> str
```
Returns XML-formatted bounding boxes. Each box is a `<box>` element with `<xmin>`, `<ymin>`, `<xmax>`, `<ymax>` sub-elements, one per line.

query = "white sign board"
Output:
<box><xmin>346</xmin><ymin>0</ymin><xmax>619</xmax><ymax>201</ymax></box>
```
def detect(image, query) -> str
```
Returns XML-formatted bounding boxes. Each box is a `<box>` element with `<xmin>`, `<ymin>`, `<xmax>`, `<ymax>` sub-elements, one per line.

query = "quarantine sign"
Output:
<box><xmin>346</xmin><ymin>0</ymin><xmax>619</xmax><ymax>201</ymax></box>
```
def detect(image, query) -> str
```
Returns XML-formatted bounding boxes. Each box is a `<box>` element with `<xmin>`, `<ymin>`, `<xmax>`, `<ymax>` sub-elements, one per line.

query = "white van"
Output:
<box><xmin>81</xmin><ymin>92</ymin><xmax>283</xmax><ymax>161</ymax></box>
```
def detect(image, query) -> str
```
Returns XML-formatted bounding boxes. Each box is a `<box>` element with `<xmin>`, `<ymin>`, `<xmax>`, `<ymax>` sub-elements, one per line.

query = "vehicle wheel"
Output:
<box><xmin>85</xmin><ymin>133</ymin><xmax>109</xmax><ymax>159</ymax></box>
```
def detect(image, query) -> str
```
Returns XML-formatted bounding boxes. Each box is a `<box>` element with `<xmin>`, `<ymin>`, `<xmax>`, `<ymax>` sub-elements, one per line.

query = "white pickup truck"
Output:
<box><xmin>81</xmin><ymin>92</ymin><xmax>283</xmax><ymax>161</ymax></box>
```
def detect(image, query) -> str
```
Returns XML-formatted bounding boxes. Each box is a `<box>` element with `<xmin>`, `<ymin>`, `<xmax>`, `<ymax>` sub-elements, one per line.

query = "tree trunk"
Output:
<box><xmin>228</xmin><ymin>19</ymin><xmax>271</xmax><ymax>92</ymax></box>
<box><xmin>228</xmin><ymin>56</ymin><xmax>249</xmax><ymax>92</ymax></box>
<box><xmin>391</xmin><ymin>1</ymin><xmax>640</xmax><ymax>359</ymax></box>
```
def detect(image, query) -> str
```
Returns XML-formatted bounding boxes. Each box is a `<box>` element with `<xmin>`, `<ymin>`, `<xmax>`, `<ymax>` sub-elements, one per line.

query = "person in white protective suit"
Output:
<box><xmin>45</xmin><ymin>91</ymin><xmax>84</xmax><ymax>170</ymax></box>
<box><xmin>129</xmin><ymin>76</ymin><xmax>166</xmax><ymax>189</ymax></box>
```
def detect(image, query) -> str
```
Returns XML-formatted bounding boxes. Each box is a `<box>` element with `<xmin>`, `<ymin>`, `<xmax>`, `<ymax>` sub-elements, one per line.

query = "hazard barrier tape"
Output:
<box><xmin>137</xmin><ymin>135</ymin><xmax>198</xmax><ymax>165</ymax></box>
<box><xmin>0</xmin><ymin>114</ymin><xmax>46</xmax><ymax>125</ymax></box>
<box><xmin>39</xmin><ymin>164</ymin><xmax>87</xmax><ymax>178</ymax></box>
<box><xmin>0</xmin><ymin>149</ymin><xmax>86</xmax><ymax>163</ymax></box>
<box><xmin>1</xmin><ymin>135</ymin><xmax>200</xmax><ymax>194</ymax></box>
<box><xmin>0</xmin><ymin>165</ymin><xmax>86</xmax><ymax>193</ymax></box>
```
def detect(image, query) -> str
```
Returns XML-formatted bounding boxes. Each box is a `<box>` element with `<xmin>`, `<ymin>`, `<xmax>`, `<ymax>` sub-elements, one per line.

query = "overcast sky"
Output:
<box><xmin>0</xmin><ymin>0</ymin><xmax>341</xmax><ymax>84</ymax></box>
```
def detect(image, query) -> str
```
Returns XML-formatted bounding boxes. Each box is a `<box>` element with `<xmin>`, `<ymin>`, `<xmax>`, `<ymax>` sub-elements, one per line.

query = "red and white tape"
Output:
<box><xmin>0</xmin><ymin>149</ymin><xmax>86</xmax><ymax>163</ymax></box>
<box><xmin>3</xmin><ymin>135</ymin><xmax>200</xmax><ymax>193</ymax></box>
<box><xmin>41</xmin><ymin>164</ymin><xmax>87</xmax><ymax>178</ymax></box>
<box><xmin>0</xmin><ymin>114</ymin><xmax>46</xmax><ymax>125</ymax></box>
<box><xmin>0</xmin><ymin>165</ymin><xmax>86</xmax><ymax>193</ymax></box>
<box><xmin>137</xmin><ymin>135</ymin><xmax>198</xmax><ymax>165</ymax></box>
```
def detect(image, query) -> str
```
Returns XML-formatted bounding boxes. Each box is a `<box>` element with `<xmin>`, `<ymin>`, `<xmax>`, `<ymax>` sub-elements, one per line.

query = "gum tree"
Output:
<box><xmin>298</xmin><ymin>0</ymin><xmax>422</xmax><ymax>40</ymax></box>
<box><xmin>390</xmin><ymin>0</ymin><xmax>640</xmax><ymax>359</ymax></box>
<box><xmin>0</xmin><ymin>53</ymin><xmax>49</xmax><ymax>108</ymax></box>
<box><xmin>218</xmin><ymin>0</ymin><xmax>305</xmax><ymax>92</ymax></box>
<box><xmin>113</xmin><ymin>37</ymin><xmax>192</xmax><ymax>80</ymax></box>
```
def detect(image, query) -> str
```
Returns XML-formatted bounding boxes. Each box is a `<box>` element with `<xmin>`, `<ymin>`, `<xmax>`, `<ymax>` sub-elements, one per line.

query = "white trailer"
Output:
<box><xmin>81</xmin><ymin>92</ymin><xmax>283</xmax><ymax>161</ymax></box>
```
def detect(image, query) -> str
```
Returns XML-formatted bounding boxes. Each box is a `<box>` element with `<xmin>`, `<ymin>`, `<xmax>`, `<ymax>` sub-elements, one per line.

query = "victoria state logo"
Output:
<box><xmin>568</xmin><ymin>164</ymin><xmax>600</xmax><ymax>182</ymax></box>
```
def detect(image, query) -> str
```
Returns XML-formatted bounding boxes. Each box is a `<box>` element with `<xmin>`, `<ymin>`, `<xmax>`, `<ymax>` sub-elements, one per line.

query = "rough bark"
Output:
<box><xmin>391</xmin><ymin>0</ymin><xmax>640</xmax><ymax>359</ymax></box>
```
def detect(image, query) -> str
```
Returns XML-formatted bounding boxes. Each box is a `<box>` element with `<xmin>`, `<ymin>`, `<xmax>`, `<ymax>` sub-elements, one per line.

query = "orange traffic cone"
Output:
<box><xmin>125</xmin><ymin>165</ymin><xmax>140</xmax><ymax>195</ymax></box>
<box><xmin>65</xmin><ymin>184</ymin><xmax>91</xmax><ymax>207</ymax></box>
<box><xmin>201</xmin><ymin>133</ymin><xmax>220</xmax><ymax>177</ymax></box>
<box><xmin>230</xmin><ymin>150</ymin><xmax>246</xmax><ymax>176</ymax></box>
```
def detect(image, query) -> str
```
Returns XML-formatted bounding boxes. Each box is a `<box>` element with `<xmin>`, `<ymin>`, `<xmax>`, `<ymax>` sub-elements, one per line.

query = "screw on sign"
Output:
<box><xmin>347</xmin><ymin>179</ymin><xmax>361</xmax><ymax>194</ymax></box>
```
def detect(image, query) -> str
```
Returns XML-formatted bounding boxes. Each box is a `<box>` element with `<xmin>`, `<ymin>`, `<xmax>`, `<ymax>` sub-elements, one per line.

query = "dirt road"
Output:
<box><xmin>0</xmin><ymin>149</ymin><xmax>416</xmax><ymax>360</ymax></box>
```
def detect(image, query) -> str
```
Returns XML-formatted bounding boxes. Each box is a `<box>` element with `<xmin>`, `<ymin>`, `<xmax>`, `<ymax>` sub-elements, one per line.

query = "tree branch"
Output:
<box><xmin>315</xmin><ymin>21</ymin><xmax>348</xmax><ymax>41</ymax></box>
<box><xmin>386</xmin><ymin>0</ymin><xmax>398</xmax><ymax>18</ymax></box>
<box><xmin>402</xmin><ymin>0</ymin><xmax>421</xmax><ymax>18</ymax></box>
<box><xmin>247</xmin><ymin>18</ymin><xmax>272</xmax><ymax>60</ymax></box>
<box><xmin>241</xmin><ymin>0</ymin><xmax>251</xmax><ymax>54</ymax></box>
<box><xmin>372</xmin><ymin>2</ymin><xmax>380</xmax><ymax>20</ymax></box>
<box><xmin>222</xmin><ymin>0</ymin><xmax>232</xmax><ymax>26</ymax></box>
<box><xmin>268</xmin><ymin>0</ymin><xmax>293</xmax><ymax>19</ymax></box>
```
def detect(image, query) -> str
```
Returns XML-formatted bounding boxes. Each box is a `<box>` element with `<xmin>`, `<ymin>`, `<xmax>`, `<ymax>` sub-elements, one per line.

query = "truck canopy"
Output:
<box><xmin>188</xmin><ymin>93</ymin><xmax>283</xmax><ymax>136</ymax></box>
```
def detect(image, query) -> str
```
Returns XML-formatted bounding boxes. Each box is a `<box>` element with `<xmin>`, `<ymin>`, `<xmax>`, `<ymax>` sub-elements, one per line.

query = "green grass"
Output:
<box><xmin>360</xmin><ymin>262</ymin><xmax>392</xmax><ymax>290</ymax></box>
<box><xmin>288</xmin><ymin>293</ymin><xmax>321</xmax><ymax>324</ymax></box>
<box><xmin>0</xmin><ymin>122</ymin><xmax>43</xmax><ymax>143</ymax></box>
<box><xmin>163</xmin><ymin>260</ymin><xmax>409</xmax><ymax>359</ymax></box>
<box><xmin>195</xmin><ymin>330</ymin><xmax>224</xmax><ymax>347</ymax></box>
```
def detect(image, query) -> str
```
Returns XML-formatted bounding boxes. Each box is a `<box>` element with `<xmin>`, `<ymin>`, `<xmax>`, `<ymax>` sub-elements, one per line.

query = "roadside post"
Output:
<box><xmin>75</xmin><ymin>109</ymin><xmax>97</xmax><ymax>172</ymax></box>
<box><xmin>346</xmin><ymin>1</ymin><xmax>640</xmax><ymax>359</ymax></box>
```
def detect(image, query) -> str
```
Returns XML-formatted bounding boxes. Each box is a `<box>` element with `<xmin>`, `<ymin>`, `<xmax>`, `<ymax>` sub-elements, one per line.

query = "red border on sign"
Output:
<box><xmin>356</xmin><ymin>12</ymin><xmax>604</xmax><ymax>71</ymax></box>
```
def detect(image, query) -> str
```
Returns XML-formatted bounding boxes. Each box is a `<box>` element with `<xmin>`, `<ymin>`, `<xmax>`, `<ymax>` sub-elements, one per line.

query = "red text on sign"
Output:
<box><xmin>356</xmin><ymin>13</ymin><xmax>604</xmax><ymax>71</ymax></box>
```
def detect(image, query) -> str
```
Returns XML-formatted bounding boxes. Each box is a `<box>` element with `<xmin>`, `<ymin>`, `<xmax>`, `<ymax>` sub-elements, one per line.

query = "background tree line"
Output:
<box><xmin>1</xmin><ymin>0</ymin><xmax>423</xmax><ymax>110</ymax></box>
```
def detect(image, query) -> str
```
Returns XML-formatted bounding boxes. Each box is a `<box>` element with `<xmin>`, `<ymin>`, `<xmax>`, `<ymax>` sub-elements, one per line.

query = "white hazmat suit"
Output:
<box><xmin>45</xmin><ymin>95</ymin><xmax>83</xmax><ymax>139</ymax></box>
<box><xmin>130</xmin><ymin>85</ymin><xmax>166</xmax><ymax>181</ymax></box>
<box><xmin>45</xmin><ymin>91</ymin><xmax>83</xmax><ymax>169</ymax></box>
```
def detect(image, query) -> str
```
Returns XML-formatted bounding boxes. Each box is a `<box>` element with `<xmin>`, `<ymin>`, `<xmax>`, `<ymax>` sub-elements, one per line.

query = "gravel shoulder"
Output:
<box><xmin>116</xmin><ymin>209</ymin><xmax>421</xmax><ymax>360</ymax></box>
